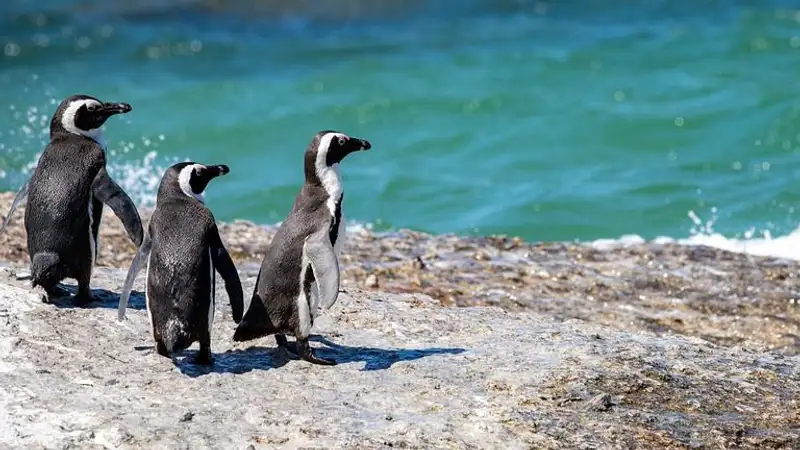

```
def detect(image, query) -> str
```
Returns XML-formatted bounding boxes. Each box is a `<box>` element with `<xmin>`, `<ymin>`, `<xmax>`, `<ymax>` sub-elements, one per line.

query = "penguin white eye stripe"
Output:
<box><xmin>315</xmin><ymin>132</ymin><xmax>349</xmax><ymax>166</ymax></box>
<box><xmin>178</xmin><ymin>164</ymin><xmax>206</xmax><ymax>203</ymax></box>
<box><xmin>61</xmin><ymin>99</ymin><xmax>105</xmax><ymax>146</ymax></box>
<box><xmin>318</xmin><ymin>132</ymin><xmax>346</xmax><ymax>154</ymax></box>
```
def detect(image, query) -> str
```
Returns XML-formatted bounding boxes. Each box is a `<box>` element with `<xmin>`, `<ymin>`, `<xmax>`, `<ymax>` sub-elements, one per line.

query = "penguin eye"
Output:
<box><xmin>86</xmin><ymin>103</ymin><xmax>98</xmax><ymax>112</ymax></box>
<box><xmin>337</xmin><ymin>136</ymin><xmax>347</xmax><ymax>146</ymax></box>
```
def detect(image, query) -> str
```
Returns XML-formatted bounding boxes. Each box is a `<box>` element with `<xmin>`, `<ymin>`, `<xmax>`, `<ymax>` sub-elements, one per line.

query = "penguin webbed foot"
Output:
<box><xmin>194</xmin><ymin>346</ymin><xmax>214</xmax><ymax>366</ymax></box>
<box><xmin>72</xmin><ymin>291</ymin><xmax>94</xmax><ymax>307</ymax></box>
<box><xmin>297</xmin><ymin>338</ymin><xmax>336</xmax><ymax>366</ymax></box>
<box><xmin>275</xmin><ymin>334</ymin><xmax>299</xmax><ymax>356</ymax></box>
<box><xmin>41</xmin><ymin>285</ymin><xmax>70</xmax><ymax>303</ymax></box>
<box><xmin>156</xmin><ymin>340</ymin><xmax>171</xmax><ymax>358</ymax></box>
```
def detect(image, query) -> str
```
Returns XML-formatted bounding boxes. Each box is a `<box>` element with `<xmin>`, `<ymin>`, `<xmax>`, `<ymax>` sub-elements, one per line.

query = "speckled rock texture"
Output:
<box><xmin>0</xmin><ymin>265</ymin><xmax>798</xmax><ymax>449</ymax></box>
<box><xmin>3</xmin><ymin>191</ymin><xmax>800</xmax><ymax>357</ymax></box>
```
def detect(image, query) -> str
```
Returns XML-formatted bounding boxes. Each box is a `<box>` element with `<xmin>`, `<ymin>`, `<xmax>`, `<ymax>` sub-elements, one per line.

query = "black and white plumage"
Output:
<box><xmin>233</xmin><ymin>130</ymin><xmax>372</xmax><ymax>366</ymax></box>
<box><xmin>0</xmin><ymin>94</ymin><xmax>142</xmax><ymax>305</ymax></box>
<box><xmin>117</xmin><ymin>162</ymin><xmax>243</xmax><ymax>366</ymax></box>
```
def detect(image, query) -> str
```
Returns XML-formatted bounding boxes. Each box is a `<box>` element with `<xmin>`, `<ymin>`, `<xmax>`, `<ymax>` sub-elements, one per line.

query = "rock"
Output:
<box><xmin>3</xmin><ymin>192</ymin><xmax>800</xmax><ymax>355</ymax></box>
<box><xmin>586</xmin><ymin>392</ymin><xmax>614</xmax><ymax>412</ymax></box>
<box><xmin>14</xmin><ymin>271</ymin><xmax>30</xmax><ymax>281</ymax></box>
<box><xmin>0</xmin><ymin>264</ymin><xmax>798</xmax><ymax>449</ymax></box>
<box><xmin>364</xmin><ymin>274</ymin><xmax>379</xmax><ymax>289</ymax></box>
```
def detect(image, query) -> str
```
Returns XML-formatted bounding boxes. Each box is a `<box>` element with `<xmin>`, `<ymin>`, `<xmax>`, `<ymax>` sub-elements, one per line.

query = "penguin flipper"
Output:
<box><xmin>0</xmin><ymin>179</ymin><xmax>29</xmax><ymax>235</ymax></box>
<box><xmin>118</xmin><ymin>232</ymin><xmax>152</xmax><ymax>321</ymax></box>
<box><xmin>209</xmin><ymin>224</ymin><xmax>244</xmax><ymax>323</ymax></box>
<box><xmin>304</xmin><ymin>229</ymin><xmax>340</xmax><ymax>312</ymax></box>
<box><xmin>91</xmin><ymin>167</ymin><xmax>144</xmax><ymax>246</ymax></box>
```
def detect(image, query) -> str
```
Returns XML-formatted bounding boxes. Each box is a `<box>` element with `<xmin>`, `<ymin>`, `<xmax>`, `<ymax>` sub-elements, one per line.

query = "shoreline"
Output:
<box><xmin>2</xmin><ymin>191</ymin><xmax>799</xmax><ymax>448</ymax></box>
<box><xmin>1</xmin><ymin>191</ymin><xmax>799</xmax><ymax>356</ymax></box>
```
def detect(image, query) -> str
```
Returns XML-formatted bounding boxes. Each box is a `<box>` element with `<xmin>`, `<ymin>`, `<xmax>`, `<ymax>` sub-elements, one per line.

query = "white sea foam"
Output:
<box><xmin>589</xmin><ymin>207</ymin><xmax>800</xmax><ymax>262</ymax></box>
<box><xmin>106</xmin><ymin>138</ymin><xmax>180</xmax><ymax>208</ymax></box>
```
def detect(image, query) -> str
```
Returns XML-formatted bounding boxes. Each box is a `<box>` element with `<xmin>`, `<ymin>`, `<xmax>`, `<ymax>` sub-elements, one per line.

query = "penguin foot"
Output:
<box><xmin>72</xmin><ymin>291</ymin><xmax>94</xmax><ymax>307</ymax></box>
<box><xmin>297</xmin><ymin>338</ymin><xmax>336</xmax><ymax>366</ymax></box>
<box><xmin>44</xmin><ymin>285</ymin><xmax>70</xmax><ymax>302</ymax></box>
<box><xmin>275</xmin><ymin>334</ymin><xmax>299</xmax><ymax>356</ymax></box>
<box><xmin>194</xmin><ymin>347</ymin><xmax>214</xmax><ymax>366</ymax></box>
<box><xmin>156</xmin><ymin>340</ymin><xmax>171</xmax><ymax>358</ymax></box>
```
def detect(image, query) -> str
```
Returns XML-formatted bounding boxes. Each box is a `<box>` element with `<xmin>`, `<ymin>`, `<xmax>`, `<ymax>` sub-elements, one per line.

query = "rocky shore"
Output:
<box><xmin>1</xmin><ymin>191</ymin><xmax>800</xmax><ymax>448</ymax></box>
<box><xmin>1</xmin><ymin>192</ymin><xmax>799</xmax><ymax>355</ymax></box>
<box><xmin>0</xmin><ymin>265</ymin><xmax>797</xmax><ymax>449</ymax></box>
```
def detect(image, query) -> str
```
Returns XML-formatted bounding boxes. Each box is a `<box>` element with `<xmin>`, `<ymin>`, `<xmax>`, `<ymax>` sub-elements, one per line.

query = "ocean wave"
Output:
<box><xmin>105</xmin><ymin>137</ymin><xmax>185</xmax><ymax>208</ymax></box>
<box><xmin>590</xmin><ymin>207</ymin><xmax>800</xmax><ymax>261</ymax></box>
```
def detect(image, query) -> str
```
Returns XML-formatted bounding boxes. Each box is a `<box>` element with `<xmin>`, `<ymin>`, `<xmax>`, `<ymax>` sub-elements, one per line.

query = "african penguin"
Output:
<box><xmin>117</xmin><ymin>162</ymin><xmax>244</xmax><ymax>366</ymax></box>
<box><xmin>0</xmin><ymin>94</ymin><xmax>142</xmax><ymax>306</ymax></box>
<box><xmin>232</xmin><ymin>130</ymin><xmax>372</xmax><ymax>366</ymax></box>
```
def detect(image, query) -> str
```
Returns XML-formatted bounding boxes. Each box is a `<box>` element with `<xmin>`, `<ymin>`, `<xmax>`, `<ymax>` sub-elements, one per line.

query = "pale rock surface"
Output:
<box><xmin>0</xmin><ymin>264</ymin><xmax>798</xmax><ymax>449</ymax></box>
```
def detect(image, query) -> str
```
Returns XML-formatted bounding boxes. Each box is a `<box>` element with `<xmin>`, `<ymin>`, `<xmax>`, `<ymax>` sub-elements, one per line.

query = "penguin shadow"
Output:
<box><xmin>308</xmin><ymin>335</ymin><xmax>467</xmax><ymax>371</ymax></box>
<box><xmin>175</xmin><ymin>334</ymin><xmax>467</xmax><ymax>377</ymax></box>
<box><xmin>174</xmin><ymin>345</ymin><xmax>291</xmax><ymax>378</ymax></box>
<box><xmin>48</xmin><ymin>285</ymin><xmax>146</xmax><ymax>310</ymax></box>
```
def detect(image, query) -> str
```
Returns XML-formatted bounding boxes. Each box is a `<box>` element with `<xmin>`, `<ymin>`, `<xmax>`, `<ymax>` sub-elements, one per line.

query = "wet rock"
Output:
<box><xmin>0</xmin><ymin>266</ymin><xmax>798</xmax><ymax>449</ymax></box>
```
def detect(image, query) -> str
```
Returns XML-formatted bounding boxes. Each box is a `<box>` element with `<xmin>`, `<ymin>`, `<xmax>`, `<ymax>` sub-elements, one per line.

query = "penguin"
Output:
<box><xmin>232</xmin><ymin>130</ymin><xmax>372</xmax><ymax>366</ymax></box>
<box><xmin>117</xmin><ymin>162</ymin><xmax>244</xmax><ymax>366</ymax></box>
<box><xmin>0</xmin><ymin>94</ymin><xmax>143</xmax><ymax>305</ymax></box>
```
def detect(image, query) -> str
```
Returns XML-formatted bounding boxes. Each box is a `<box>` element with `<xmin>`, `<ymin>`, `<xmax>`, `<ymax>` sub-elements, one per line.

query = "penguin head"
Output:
<box><xmin>160</xmin><ymin>162</ymin><xmax>230</xmax><ymax>204</ymax></box>
<box><xmin>304</xmin><ymin>130</ymin><xmax>371</xmax><ymax>179</ymax></box>
<box><xmin>51</xmin><ymin>94</ymin><xmax>132</xmax><ymax>143</ymax></box>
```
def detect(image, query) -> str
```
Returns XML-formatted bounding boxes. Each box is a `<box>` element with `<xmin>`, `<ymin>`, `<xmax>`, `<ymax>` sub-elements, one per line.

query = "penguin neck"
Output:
<box><xmin>159</xmin><ymin>183</ymin><xmax>205</xmax><ymax>205</ymax></box>
<box><xmin>50</xmin><ymin>121</ymin><xmax>107</xmax><ymax>149</ymax></box>
<box><xmin>309</xmin><ymin>162</ymin><xmax>342</xmax><ymax>218</ymax></box>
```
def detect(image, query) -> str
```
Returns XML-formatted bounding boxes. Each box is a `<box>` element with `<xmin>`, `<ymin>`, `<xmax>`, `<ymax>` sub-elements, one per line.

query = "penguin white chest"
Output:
<box><xmin>87</xmin><ymin>199</ymin><xmax>100</xmax><ymax>270</ymax></box>
<box><xmin>333</xmin><ymin>206</ymin><xmax>346</xmax><ymax>259</ymax></box>
<box><xmin>297</xmin><ymin>252</ymin><xmax>313</xmax><ymax>338</ymax></box>
<box><xmin>319</xmin><ymin>163</ymin><xmax>345</xmax><ymax>258</ymax></box>
<box><xmin>87</xmin><ymin>200</ymin><xmax>95</xmax><ymax>265</ymax></box>
<box><xmin>208</xmin><ymin>248</ymin><xmax>215</xmax><ymax>331</ymax></box>
<box><xmin>145</xmin><ymin>253</ymin><xmax>154</xmax><ymax>338</ymax></box>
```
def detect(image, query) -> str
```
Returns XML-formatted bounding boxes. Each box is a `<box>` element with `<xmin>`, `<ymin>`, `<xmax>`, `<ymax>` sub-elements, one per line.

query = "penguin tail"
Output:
<box><xmin>232</xmin><ymin>297</ymin><xmax>274</xmax><ymax>342</ymax></box>
<box><xmin>163</xmin><ymin>318</ymin><xmax>192</xmax><ymax>354</ymax></box>
<box><xmin>30</xmin><ymin>252</ymin><xmax>66</xmax><ymax>291</ymax></box>
<box><xmin>232</xmin><ymin>319</ymin><xmax>259</xmax><ymax>342</ymax></box>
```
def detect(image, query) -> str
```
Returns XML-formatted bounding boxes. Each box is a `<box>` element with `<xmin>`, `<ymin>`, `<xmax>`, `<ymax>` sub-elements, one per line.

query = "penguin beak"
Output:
<box><xmin>100</xmin><ymin>102</ymin><xmax>132</xmax><ymax>115</ymax></box>
<box><xmin>189</xmin><ymin>164</ymin><xmax>230</xmax><ymax>194</ymax></box>
<box><xmin>351</xmin><ymin>138</ymin><xmax>371</xmax><ymax>151</ymax></box>
<box><xmin>211</xmin><ymin>165</ymin><xmax>230</xmax><ymax>177</ymax></box>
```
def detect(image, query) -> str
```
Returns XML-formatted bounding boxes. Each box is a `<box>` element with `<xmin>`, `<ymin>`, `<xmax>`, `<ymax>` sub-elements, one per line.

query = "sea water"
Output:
<box><xmin>3</xmin><ymin>0</ymin><xmax>800</xmax><ymax>259</ymax></box>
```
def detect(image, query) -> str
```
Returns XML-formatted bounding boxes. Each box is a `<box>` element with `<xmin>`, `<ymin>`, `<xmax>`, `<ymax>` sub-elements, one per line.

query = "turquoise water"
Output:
<box><xmin>3</xmin><ymin>0</ymin><xmax>800</xmax><ymax>243</ymax></box>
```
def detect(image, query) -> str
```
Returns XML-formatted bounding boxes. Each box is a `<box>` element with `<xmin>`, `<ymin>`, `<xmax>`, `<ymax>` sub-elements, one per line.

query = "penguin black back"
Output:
<box><xmin>6</xmin><ymin>94</ymin><xmax>142</xmax><ymax>306</ymax></box>
<box><xmin>118</xmin><ymin>162</ymin><xmax>243</xmax><ymax>366</ymax></box>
